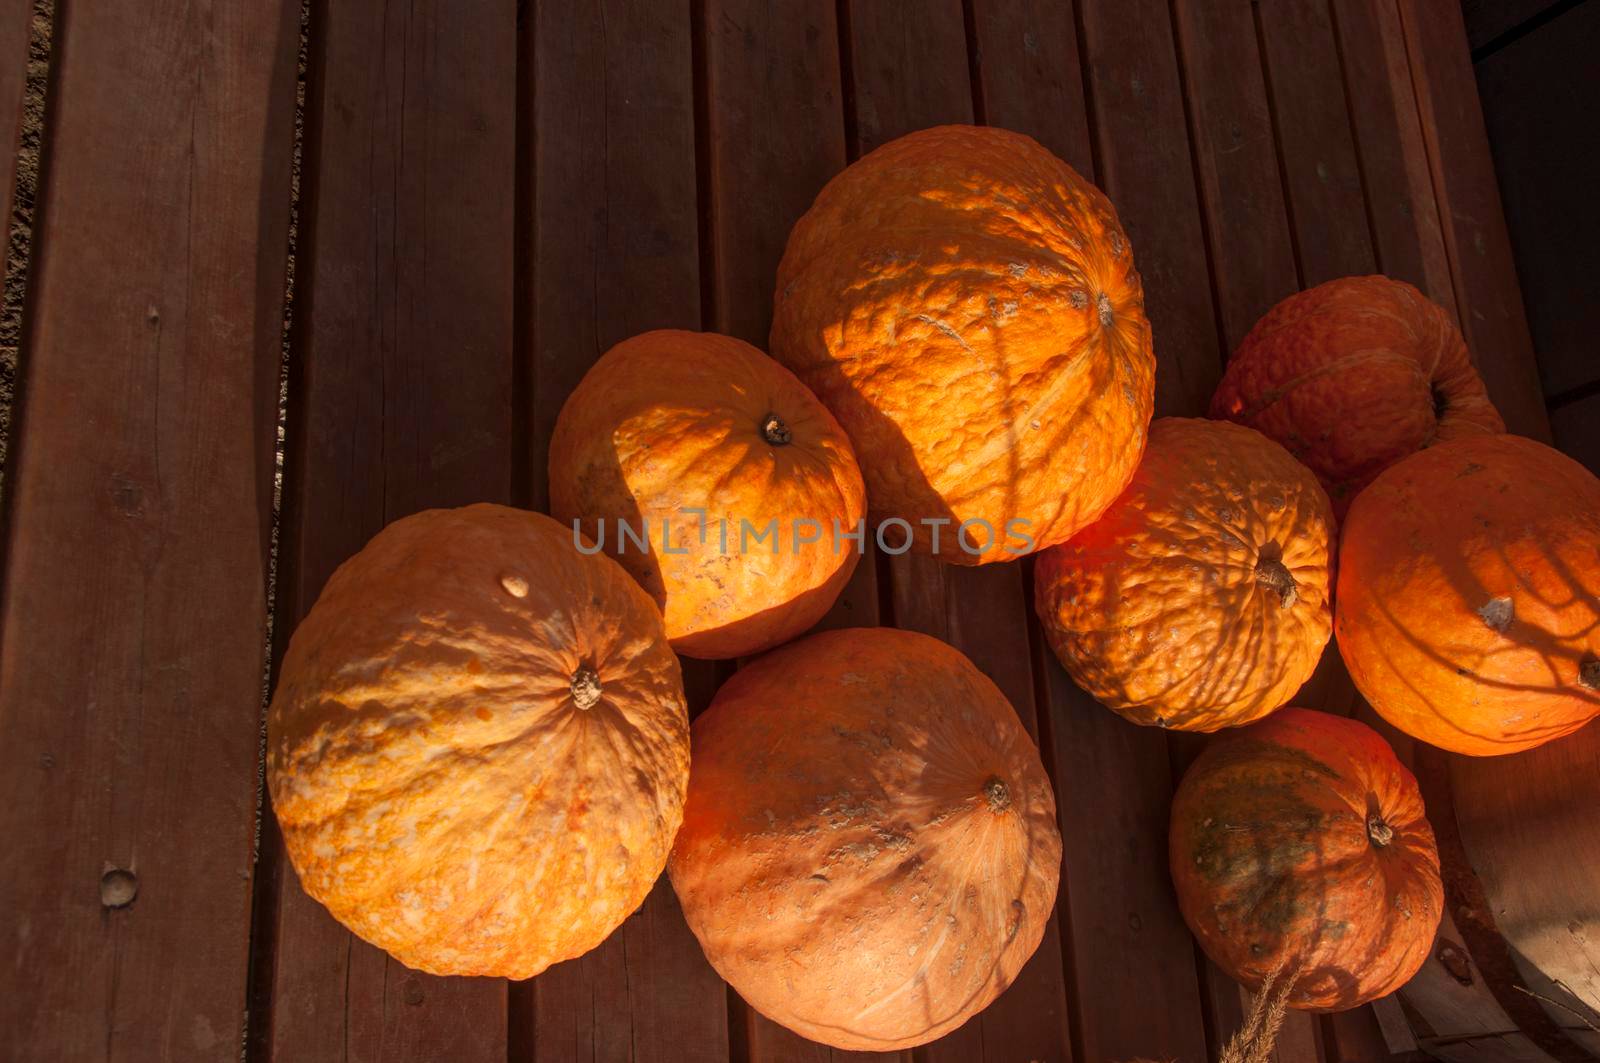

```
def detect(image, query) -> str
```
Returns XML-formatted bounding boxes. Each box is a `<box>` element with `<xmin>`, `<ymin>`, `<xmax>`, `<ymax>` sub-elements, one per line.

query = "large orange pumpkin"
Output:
<box><xmin>669</xmin><ymin>627</ymin><xmax>1061</xmax><ymax>1050</ymax></box>
<box><xmin>549</xmin><ymin>330</ymin><xmax>866</xmax><ymax>659</ymax></box>
<box><xmin>1210</xmin><ymin>275</ymin><xmax>1504</xmax><ymax>512</ymax></box>
<box><xmin>1335</xmin><ymin>434</ymin><xmax>1600</xmax><ymax>755</ymax></box>
<box><xmin>1169</xmin><ymin>709</ymin><xmax>1443</xmax><ymax>1011</ymax></box>
<box><xmin>268</xmin><ymin>504</ymin><xmax>689</xmax><ymax>978</ymax></box>
<box><xmin>1035</xmin><ymin>418</ymin><xmax>1333</xmax><ymax>731</ymax></box>
<box><xmin>769</xmin><ymin>124</ymin><xmax>1154</xmax><ymax>563</ymax></box>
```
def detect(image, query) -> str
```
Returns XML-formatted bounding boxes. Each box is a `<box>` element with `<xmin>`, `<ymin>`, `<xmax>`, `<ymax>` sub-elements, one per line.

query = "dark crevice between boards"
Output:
<box><xmin>1250</xmin><ymin>0</ymin><xmax>1306</xmax><ymax>291</ymax></box>
<box><xmin>1068</xmin><ymin>0</ymin><xmax>1106</xmax><ymax>189</ymax></box>
<box><xmin>1470</xmin><ymin>0</ymin><xmax>1590</xmax><ymax>62</ymax></box>
<box><xmin>0</xmin><ymin>0</ymin><xmax>54</xmax><ymax>516</ymax></box>
<box><xmin>836</xmin><ymin>0</ymin><xmax>860</xmax><ymax>163</ymax></box>
<box><xmin>1547</xmin><ymin>376</ymin><xmax>1600</xmax><ymax>413</ymax></box>
<box><xmin>244</xmin><ymin>1</ymin><xmax>314</xmax><ymax>1059</ymax></box>
<box><xmin>506</xmin><ymin>1</ymin><xmax>539</xmax><ymax>1057</ymax></box>
<box><xmin>1021</xmin><ymin>557</ymin><xmax>1088</xmax><ymax>1063</ymax></box>
<box><xmin>690</xmin><ymin>0</ymin><xmax>717</xmax><ymax>335</ymax></box>
<box><xmin>959</xmin><ymin>0</ymin><xmax>987</xmax><ymax>127</ymax></box>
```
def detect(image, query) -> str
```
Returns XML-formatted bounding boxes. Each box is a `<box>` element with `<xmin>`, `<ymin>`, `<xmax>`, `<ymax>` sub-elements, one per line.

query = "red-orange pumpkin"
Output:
<box><xmin>1210</xmin><ymin>275</ymin><xmax>1503</xmax><ymax>511</ymax></box>
<box><xmin>1035</xmin><ymin>417</ymin><xmax>1333</xmax><ymax>731</ymax></box>
<box><xmin>550</xmin><ymin>330</ymin><xmax>866</xmax><ymax>659</ymax></box>
<box><xmin>269</xmin><ymin>504</ymin><xmax>688</xmax><ymax>977</ymax></box>
<box><xmin>1169</xmin><ymin>709</ymin><xmax>1443</xmax><ymax>1011</ymax></box>
<box><xmin>770</xmin><ymin>124</ymin><xmax>1154</xmax><ymax>562</ymax></box>
<box><xmin>669</xmin><ymin>627</ymin><xmax>1061</xmax><ymax>1050</ymax></box>
<box><xmin>1336</xmin><ymin>434</ymin><xmax>1600</xmax><ymax>755</ymax></box>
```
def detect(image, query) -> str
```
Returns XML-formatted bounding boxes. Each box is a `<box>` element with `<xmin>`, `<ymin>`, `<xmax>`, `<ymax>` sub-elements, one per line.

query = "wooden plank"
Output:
<box><xmin>1398</xmin><ymin>0</ymin><xmax>1551</xmax><ymax>441</ymax></box>
<box><xmin>525</xmin><ymin>2</ymin><xmax>729</xmax><ymax>1060</ymax></box>
<box><xmin>1169</xmin><ymin>0</ymin><xmax>1297</xmax><ymax>366</ymax></box>
<box><xmin>1331</xmin><ymin>0</ymin><xmax>1459</xmax><ymax>319</ymax></box>
<box><xmin>1472</xmin><ymin>2</ymin><xmax>1600</xmax><ymax>400</ymax></box>
<box><xmin>259</xmin><ymin>1</ymin><xmax>516</xmax><ymax>1059</ymax></box>
<box><xmin>1322</xmin><ymin>1000</ymin><xmax>1410</xmax><ymax>1062</ymax></box>
<box><xmin>1255</xmin><ymin>0</ymin><xmax>1378</xmax><ymax>285</ymax></box>
<box><xmin>971</xmin><ymin>2</ymin><xmax>1214</xmax><ymax>1058</ymax></box>
<box><xmin>0</xmin><ymin>0</ymin><xmax>297</xmax><ymax>1056</ymax></box>
<box><xmin>1461</xmin><ymin>0</ymin><xmax>1572</xmax><ymax>53</ymax></box>
<box><xmin>0</xmin><ymin>0</ymin><xmax>31</xmax><ymax>241</ymax></box>
<box><xmin>843</xmin><ymin>0</ymin><xmax>972</xmax><ymax>154</ymax></box>
<box><xmin>1550</xmin><ymin>393</ymin><xmax>1600</xmax><ymax>475</ymax></box>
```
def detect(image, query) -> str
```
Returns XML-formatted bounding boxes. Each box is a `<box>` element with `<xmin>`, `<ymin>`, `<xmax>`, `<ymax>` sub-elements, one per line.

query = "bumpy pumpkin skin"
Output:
<box><xmin>1036</xmin><ymin>418</ymin><xmax>1333</xmax><ymax>731</ymax></box>
<box><xmin>669</xmin><ymin>628</ymin><xmax>1061</xmax><ymax>1050</ymax></box>
<box><xmin>1336</xmin><ymin>434</ymin><xmax>1600</xmax><ymax>755</ymax></box>
<box><xmin>1210</xmin><ymin>275</ymin><xmax>1504</xmax><ymax>512</ymax></box>
<box><xmin>770</xmin><ymin>125</ymin><xmax>1154</xmax><ymax>563</ymax></box>
<box><xmin>549</xmin><ymin>330</ymin><xmax>866</xmax><ymax>659</ymax></box>
<box><xmin>1170</xmin><ymin>709</ymin><xmax>1443</xmax><ymax>1011</ymax></box>
<box><xmin>268</xmin><ymin>504</ymin><xmax>689</xmax><ymax>978</ymax></box>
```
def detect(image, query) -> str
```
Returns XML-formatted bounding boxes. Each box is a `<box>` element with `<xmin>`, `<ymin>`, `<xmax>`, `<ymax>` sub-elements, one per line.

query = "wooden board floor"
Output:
<box><xmin>0</xmin><ymin>1</ymin><xmax>1566</xmax><ymax>1061</ymax></box>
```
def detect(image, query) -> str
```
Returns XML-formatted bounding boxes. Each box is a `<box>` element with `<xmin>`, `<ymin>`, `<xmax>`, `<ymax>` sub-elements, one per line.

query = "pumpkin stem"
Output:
<box><xmin>983</xmin><ymin>776</ymin><xmax>1011</xmax><ymax>814</ymax></box>
<box><xmin>761</xmin><ymin>413</ymin><xmax>792</xmax><ymax>446</ymax></box>
<box><xmin>1253</xmin><ymin>544</ymin><xmax>1298</xmax><ymax>609</ymax></box>
<box><xmin>1580</xmin><ymin>656</ymin><xmax>1599</xmax><ymax>691</ymax></box>
<box><xmin>571</xmin><ymin>665</ymin><xmax>603</xmax><ymax>711</ymax></box>
<box><xmin>1366</xmin><ymin>813</ymin><xmax>1394</xmax><ymax>848</ymax></box>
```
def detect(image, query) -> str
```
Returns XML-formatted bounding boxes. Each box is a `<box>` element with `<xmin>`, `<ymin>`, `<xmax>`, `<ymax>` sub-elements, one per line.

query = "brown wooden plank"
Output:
<box><xmin>1255</xmin><ymin>0</ymin><xmax>1378</xmax><ymax>285</ymax></box>
<box><xmin>971</xmin><ymin>2</ymin><xmax>1213</xmax><ymax>1058</ymax></box>
<box><xmin>1473</xmin><ymin>2</ymin><xmax>1600</xmax><ymax>400</ymax></box>
<box><xmin>1169</xmin><ymin>0</ymin><xmax>1298</xmax><ymax>357</ymax></box>
<box><xmin>0</xmin><ymin>0</ymin><xmax>297</xmax><ymax>1056</ymax></box>
<box><xmin>843</xmin><ymin>0</ymin><xmax>972</xmax><ymax>153</ymax></box>
<box><xmin>1331</xmin><ymin>0</ymin><xmax>1460</xmax><ymax>320</ymax></box>
<box><xmin>525</xmin><ymin>2</ymin><xmax>730</xmax><ymax>1060</ymax></box>
<box><xmin>0</xmin><ymin>0</ymin><xmax>31</xmax><ymax>242</ymax></box>
<box><xmin>259</xmin><ymin>1</ymin><xmax>517</xmax><ymax>1059</ymax></box>
<box><xmin>1398</xmin><ymin>0</ymin><xmax>1551</xmax><ymax>442</ymax></box>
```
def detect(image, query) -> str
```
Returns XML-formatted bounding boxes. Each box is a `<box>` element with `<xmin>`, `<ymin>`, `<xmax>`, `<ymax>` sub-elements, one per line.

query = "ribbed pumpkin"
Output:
<box><xmin>1210</xmin><ymin>275</ymin><xmax>1504</xmax><ymax>512</ymax></box>
<box><xmin>1035</xmin><ymin>418</ymin><xmax>1333</xmax><ymax>731</ymax></box>
<box><xmin>770</xmin><ymin>124</ymin><xmax>1154</xmax><ymax>563</ymax></box>
<box><xmin>1170</xmin><ymin>709</ymin><xmax>1443</xmax><ymax>1011</ymax></box>
<box><xmin>1336</xmin><ymin>434</ymin><xmax>1600</xmax><ymax>755</ymax></box>
<box><xmin>268</xmin><ymin>504</ymin><xmax>689</xmax><ymax>978</ymax></box>
<box><xmin>549</xmin><ymin>330</ymin><xmax>866</xmax><ymax>659</ymax></box>
<box><xmin>669</xmin><ymin>627</ymin><xmax>1061</xmax><ymax>1050</ymax></box>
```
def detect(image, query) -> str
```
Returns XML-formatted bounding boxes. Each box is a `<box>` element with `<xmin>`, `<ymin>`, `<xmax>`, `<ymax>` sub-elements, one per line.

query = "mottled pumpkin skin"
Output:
<box><xmin>1211</xmin><ymin>276</ymin><xmax>1504</xmax><ymax>512</ymax></box>
<box><xmin>1336</xmin><ymin>435</ymin><xmax>1600</xmax><ymax>755</ymax></box>
<box><xmin>550</xmin><ymin>330</ymin><xmax>866</xmax><ymax>659</ymax></box>
<box><xmin>1170</xmin><ymin>709</ymin><xmax>1443</xmax><ymax>1011</ymax></box>
<box><xmin>1035</xmin><ymin>418</ymin><xmax>1333</xmax><ymax>731</ymax></box>
<box><xmin>268</xmin><ymin>504</ymin><xmax>689</xmax><ymax>978</ymax></box>
<box><xmin>770</xmin><ymin>125</ymin><xmax>1154</xmax><ymax>563</ymax></box>
<box><xmin>669</xmin><ymin>628</ymin><xmax>1061</xmax><ymax>1050</ymax></box>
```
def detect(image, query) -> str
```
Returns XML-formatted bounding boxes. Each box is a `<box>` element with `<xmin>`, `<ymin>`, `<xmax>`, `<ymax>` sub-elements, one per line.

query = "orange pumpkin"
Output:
<box><xmin>1335</xmin><ymin>434</ymin><xmax>1600</xmax><ymax>755</ymax></box>
<box><xmin>549</xmin><ymin>330</ymin><xmax>866</xmax><ymax>659</ymax></box>
<box><xmin>1169</xmin><ymin>709</ymin><xmax>1443</xmax><ymax>1011</ymax></box>
<box><xmin>268</xmin><ymin>504</ymin><xmax>688</xmax><ymax>978</ymax></box>
<box><xmin>770</xmin><ymin>124</ymin><xmax>1154</xmax><ymax>563</ymax></box>
<box><xmin>669</xmin><ymin>627</ymin><xmax>1061</xmax><ymax>1050</ymax></box>
<box><xmin>1210</xmin><ymin>275</ymin><xmax>1504</xmax><ymax>512</ymax></box>
<box><xmin>1035</xmin><ymin>418</ymin><xmax>1333</xmax><ymax>731</ymax></box>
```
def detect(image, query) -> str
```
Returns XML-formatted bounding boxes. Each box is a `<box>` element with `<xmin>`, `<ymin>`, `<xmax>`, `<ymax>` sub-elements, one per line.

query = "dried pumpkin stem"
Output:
<box><xmin>1253</xmin><ymin>555</ymin><xmax>1298</xmax><ymax>609</ymax></box>
<box><xmin>571</xmin><ymin>665</ymin><xmax>603</xmax><ymax>710</ymax></box>
<box><xmin>1580</xmin><ymin>656</ymin><xmax>1600</xmax><ymax>691</ymax></box>
<box><xmin>761</xmin><ymin>413</ymin><xmax>792</xmax><ymax>446</ymax></box>
<box><xmin>1367</xmin><ymin>814</ymin><xmax>1394</xmax><ymax>848</ymax></box>
<box><xmin>983</xmin><ymin>776</ymin><xmax>1011</xmax><ymax>814</ymax></box>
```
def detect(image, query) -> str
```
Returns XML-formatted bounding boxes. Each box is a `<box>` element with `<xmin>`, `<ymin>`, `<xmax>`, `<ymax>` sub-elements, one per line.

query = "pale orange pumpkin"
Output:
<box><xmin>1035</xmin><ymin>418</ymin><xmax>1333</xmax><ymax>731</ymax></box>
<box><xmin>549</xmin><ymin>330</ymin><xmax>866</xmax><ymax>659</ymax></box>
<box><xmin>669</xmin><ymin>627</ymin><xmax>1061</xmax><ymax>1050</ymax></box>
<box><xmin>1336</xmin><ymin>434</ymin><xmax>1600</xmax><ymax>755</ymax></box>
<box><xmin>1211</xmin><ymin>275</ymin><xmax>1503</xmax><ymax>512</ymax></box>
<box><xmin>268</xmin><ymin>504</ymin><xmax>688</xmax><ymax>978</ymax></box>
<box><xmin>770</xmin><ymin>124</ymin><xmax>1154</xmax><ymax>562</ymax></box>
<box><xmin>1170</xmin><ymin>709</ymin><xmax>1443</xmax><ymax>1011</ymax></box>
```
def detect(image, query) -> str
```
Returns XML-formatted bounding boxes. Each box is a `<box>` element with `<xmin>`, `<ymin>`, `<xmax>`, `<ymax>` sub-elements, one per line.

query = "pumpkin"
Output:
<box><xmin>1169</xmin><ymin>708</ymin><xmax>1443</xmax><ymax>1011</ymax></box>
<box><xmin>268</xmin><ymin>504</ymin><xmax>689</xmax><ymax>978</ymax></box>
<box><xmin>669</xmin><ymin>627</ymin><xmax>1061</xmax><ymax>1050</ymax></box>
<box><xmin>549</xmin><ymin>330</ymin><xmax>866</xmax><ymax>660</ymax></box>
<box><xmin>1335</xmin><ymin>434</ymin><xmax>1600</xmax><ymax>755</ymax></box>
<box><xmin>769</xmin><ymin>124</ymin><xmax>1154</xmax><ymax>563</ymax></box>
<box><xmin>1035</xmin><ymin>417</ymin><xmax>1333</xmax><ymax>731</ymax></box>
<box><xmin>1210</xmin><ymin>275</ymin><xmax>1504</xmax><ymax>512</ymax></box>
